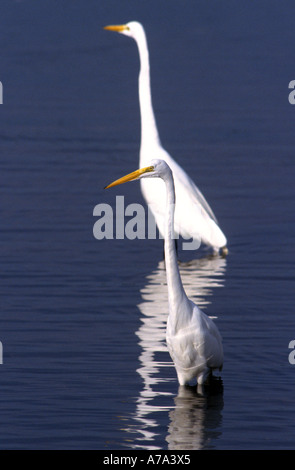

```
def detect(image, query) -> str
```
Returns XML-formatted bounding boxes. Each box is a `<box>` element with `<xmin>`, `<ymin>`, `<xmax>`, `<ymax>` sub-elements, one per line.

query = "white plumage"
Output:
<box><xmin>105</xmin><ymin>21</ymin><xmax>227</xmax><ymax>253</ymax></box>
<box><xmin>105</xmin><ymin>159</ymin><xmax>223</xmax><ymax>386</ymax></box>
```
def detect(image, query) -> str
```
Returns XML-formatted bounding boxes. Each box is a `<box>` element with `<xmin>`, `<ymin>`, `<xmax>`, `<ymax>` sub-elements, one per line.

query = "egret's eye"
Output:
<box><xmin>146</xmin><ymin>166</ymin><xmax>154</xmax><ymax>173</ymax></box>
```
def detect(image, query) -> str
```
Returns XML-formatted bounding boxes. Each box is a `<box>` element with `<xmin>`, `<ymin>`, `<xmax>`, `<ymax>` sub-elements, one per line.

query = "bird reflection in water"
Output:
<box><xmin>123</xmin><ymin>254</ymin><xmax>226</xmax><ymax>449</ymax></box>
<box><xmin>167</xmin><ymin>380</ymin><xmax>224</xmax><ymax>450</ymax></box>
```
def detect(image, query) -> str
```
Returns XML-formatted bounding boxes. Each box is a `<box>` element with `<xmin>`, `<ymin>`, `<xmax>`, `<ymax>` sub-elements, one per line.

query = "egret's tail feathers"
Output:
<box><xmin>220</xmin><ymin>246</ymin><xmax>228</xmax><ymax>257</ymax></box>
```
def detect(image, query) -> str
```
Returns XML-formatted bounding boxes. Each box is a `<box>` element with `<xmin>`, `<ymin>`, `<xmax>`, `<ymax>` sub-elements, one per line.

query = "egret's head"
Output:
<box><xmin>104</xmin><ymin>21</ymin><xmax>145</xmax><ymax>40</ymax></box>
<box><xmin>104</xmin><ymin>159</ymin><xmax>170</xmax><ymax>189</ymax></box>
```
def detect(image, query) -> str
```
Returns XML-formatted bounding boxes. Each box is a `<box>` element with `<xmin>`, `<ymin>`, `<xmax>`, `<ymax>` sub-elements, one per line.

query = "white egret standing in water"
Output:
<box><xmin>104</xmin><ymin>21</ymin><xmax>227</xmax><ymax>254</ymax></box>
<box><xmin>105</xmin><ymin>159</ymin><xmax>223</xmax><ymax>386</ymax></box>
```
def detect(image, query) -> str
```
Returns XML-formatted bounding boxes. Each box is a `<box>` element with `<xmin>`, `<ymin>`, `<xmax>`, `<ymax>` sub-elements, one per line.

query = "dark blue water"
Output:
<box><xmin>1</xmin><ymin>0</ymin><xmax>295</xmax><ymax>450</ymax></box>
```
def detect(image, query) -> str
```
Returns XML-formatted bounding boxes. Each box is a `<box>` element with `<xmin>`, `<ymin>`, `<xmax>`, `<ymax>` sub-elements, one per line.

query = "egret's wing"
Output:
<box><xmin>197</xmin><ymin>312</ymin><xmax>223</xmax><ymax>368</ymax></box>
<box><xmin>167</xmin><ymin>156</ymin><xmax>219</xmax><ymax>225</ymax></box>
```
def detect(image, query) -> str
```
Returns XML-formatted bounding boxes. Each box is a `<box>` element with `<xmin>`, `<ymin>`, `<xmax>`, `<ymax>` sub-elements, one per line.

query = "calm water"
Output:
<box><xmin>1</xmin><ymin>0</ymin><xmax>295</xmax><ymax>450</ymax></box>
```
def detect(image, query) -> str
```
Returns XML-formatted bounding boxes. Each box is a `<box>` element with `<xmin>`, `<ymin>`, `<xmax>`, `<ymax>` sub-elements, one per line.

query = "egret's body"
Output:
<box><xmin>105</xmin><ymin>159</ymin><xmax>223</xmax><ymax>386</ymax></box>
<box><xmin>104</xmin><ymin>22</ymin><xmax>227</xmax><ymax>253</ymax></box>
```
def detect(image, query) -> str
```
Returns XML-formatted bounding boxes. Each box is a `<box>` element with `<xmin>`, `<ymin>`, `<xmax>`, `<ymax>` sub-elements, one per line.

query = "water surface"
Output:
<box><xmin>0</xmin><ymin>0</ymin><xmax>295</xmax><ymax>450</ymax></box>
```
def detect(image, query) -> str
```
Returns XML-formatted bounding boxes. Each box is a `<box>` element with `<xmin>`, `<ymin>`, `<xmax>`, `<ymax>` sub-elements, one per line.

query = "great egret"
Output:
<box><xmin>104</xmin><ymin>21</ymin><xmax>227</xmax><ymax>254</ymax></box>
<box><xmin>105</xmin><ymin>159</ymin><xmax>223</xmax><ymax>386</ymax></box>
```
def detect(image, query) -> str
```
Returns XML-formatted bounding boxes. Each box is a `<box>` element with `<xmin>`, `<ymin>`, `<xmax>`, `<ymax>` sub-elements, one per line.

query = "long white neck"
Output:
<box><xmin>135</xmin><ymin>29</ymin><xmax>161</xmax><ymax>155</ymax></box>
<box><xmin>163</xmin><ymin>172</ymin><xmax>188</xmax><ymax>318</ymax></box>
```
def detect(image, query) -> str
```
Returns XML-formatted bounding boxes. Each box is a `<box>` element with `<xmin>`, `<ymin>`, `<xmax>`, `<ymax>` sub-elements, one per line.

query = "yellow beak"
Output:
<box><xmin>104</xmin><ymin>166</ymin><xmax>154</xmax><ymax>189</ymax></box>
<box><xmin>104</xmin><ymin>24</ymin><xmax>128</xmax><ymax>32</ymax></box>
